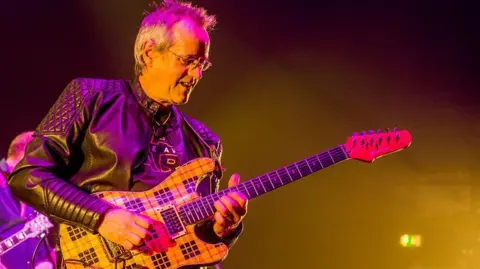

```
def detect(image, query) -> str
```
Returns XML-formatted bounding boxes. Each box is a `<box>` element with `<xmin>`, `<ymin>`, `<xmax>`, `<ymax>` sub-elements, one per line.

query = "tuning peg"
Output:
<box><xmin>394</xmin><ymin>126</ymin><xmax>398</xmax><ymax>132</ymax></box>
<box><xmin>377</xmin><ymin>129</ymin><xmax>383</xmax><ymax>133</ymax></box>
<box><xmin>352</xmin><ymin>132</ymin><xmax>359</xmax><ymax>136</ymax></box>
<box><xmin>369</xmin><ymin>130</ymin><xmax>376</xmax><ymax>134</ymax></box>
<box><xmin>386</xmin><ymin>128</ymin><xmax>391</xmax><ymax>133</ymax></box>
<box><xmin>361</xmin><ymin>131</ymin><xmax>367</xmax><ymax>136</ymax></box>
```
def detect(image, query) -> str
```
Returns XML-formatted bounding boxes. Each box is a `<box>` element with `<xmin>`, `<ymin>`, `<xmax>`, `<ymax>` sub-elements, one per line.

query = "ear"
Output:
<box><xmin>141</xmin><ymin>40</ymin><xmax>158</xmax><ymax>68</ymax></box>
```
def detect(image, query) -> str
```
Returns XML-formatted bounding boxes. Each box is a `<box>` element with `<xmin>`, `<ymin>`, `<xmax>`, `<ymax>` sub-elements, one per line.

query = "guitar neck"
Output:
<box><xmin>0</xmin><ymin>226</ymin><xmax>31</xmax><ymax>257</ymax></box>
<box><xmin>179</xmin><ymin>145</ymin><xmax>349</xmax><ymax>225</ymax></box>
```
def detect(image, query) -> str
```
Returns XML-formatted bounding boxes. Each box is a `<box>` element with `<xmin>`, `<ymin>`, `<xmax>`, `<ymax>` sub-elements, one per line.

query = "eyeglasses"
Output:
<box><xmin>169</xmin><ymin>50</ymin><xmax>212</xmax><ymax>72</ymax></box>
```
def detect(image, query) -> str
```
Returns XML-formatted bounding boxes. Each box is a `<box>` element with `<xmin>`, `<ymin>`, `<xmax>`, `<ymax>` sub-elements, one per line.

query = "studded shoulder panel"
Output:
<box><xmin>36</xmin><ymin>79</ymin><xmax>93</xmax><ymax>135</ymax></box>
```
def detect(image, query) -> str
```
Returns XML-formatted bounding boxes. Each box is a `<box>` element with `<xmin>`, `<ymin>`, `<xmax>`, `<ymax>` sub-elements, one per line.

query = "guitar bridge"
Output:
<box><xmin>99</xmin><ymin>236</ymin><xmax>133</xmax><ymax>262</ymax></box>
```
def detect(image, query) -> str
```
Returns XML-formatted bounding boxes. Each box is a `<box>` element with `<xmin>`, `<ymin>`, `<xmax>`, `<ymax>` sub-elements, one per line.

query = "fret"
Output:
<box><xmin>235</xmin><ymin>182</ymin><xmax>248</xmax><ymax>198</ymax></box>
<box><xmin>252</xmin><ymin>178</ymin><xmax>267</xmax><ymax>195</ymax></box>
<box><xmin>11</xmin><ymin>235</ymin><xmax>19</xmax><ymax>244</ymax></box>
<box><xmin>280</xmin><ymin>167</ymin><xmax>292</xmax><ymax>183</ymax></box>
<box><xmin>179</xmin><ymin>209</ymin><xmax>193</xmax><ymax>224</ymax></box>
<box><xmin>332</xmin><ymin>147</ymin><xmax>347</xmax><ymax>162</ymax></box>
<box><xmin>196</xmin><ymin>199</ymin><xmax>208</xmax><ymax>220</ymax></box>
<box><xmin>285</xmin><ymin>164</ymin><xmax>301</xmax><ymax>181</ymax></box>
<box><xmin>18</xmin><ymin>231</ymin><xmax>26</xmax><ymax>240</ymax></box>
<box><xmin>305</xmin><ymin>159</ymin><xmax>313</xmax><ymax>173</ymax></box>
<box><xmin>186</xmin><ymin>207</ymin><xmax>195</xmax><ymax>223</ymax></box>
<box><xmin>319</xmin><ymin>152</ymin><xmax>334</xmax><ymax>168</ymax></box>
<box><xmin>327</xmin><ymin>150</ymin><xmax>335</xmax><ymax>163</ymax></box>
<box><xmin>297</xmin><ymin>161</ymin><xmax>312</xmax><ymax>177</ymax></box>
<box><xmin>247</xmin><ymin>180</ymin><xmax>259</xmax><ymax>197</ymax></box>
<box><xmin>274</xmin><ymin>170</ymin><xmax>285</xmax><ymax>186</ymax></box>
<box><xmin>180</xmin><ymin>206</ymin><xmax>191</xmax><ymax>223</ymax></box>
<box><xmin>237</xmin><ymin>184</ymin><xmax>249</xmax><ymax>198</ymax></box>
<box><xmin>339</xmin><ymin>145</ymin><xmax>349</xmax><ymax>159</ymax></box>
<box><xmin>185</xmin><ymin>204</ymin><xmax>196</xmax><ymax>224</ymax></box>
<box><xmin>293</xmin><ymin>163</ymin><xmax>303</xmax><ymax>177</ymax></box>
<box><xmin>259</xmin><ymin>175</ymin><xmax>274</xmax><ymax>192</ymax></box>
<box><xmin>266</xmin><ymin>171</ymin><xmax>282</xmax><ymax>188</ymax></box>
<box><xmin>212</xmin><ymin>190</ymin><xmax>225</xmax><ymax>204</ymax></box>
<box><xmin>314</xmin><ymin>154</ymin><xmax>325</xmax><ymax>169</ymax></box>
<box><xmin>205</xmin><ymin>195</ymin><xmax>216</xmax><ymax>214</ymax></box>
<box><xmin>307</xmin><ymin>156</ymin><xmax>322</xmax><ymax>172</ymax></box>
<box><xmin>195</xmin><ymin>203</ymin><xmax>204</xmax><ymax>222</ymax></box>
<box><xmin>259</xmin><ymin>177</ymin><xmax>269</xmax><ymax>192</ymax></box>
<box><xmin>188</xmin><ymin>204</ymin><xmax>201</xmax><ymax>222</ymax></box>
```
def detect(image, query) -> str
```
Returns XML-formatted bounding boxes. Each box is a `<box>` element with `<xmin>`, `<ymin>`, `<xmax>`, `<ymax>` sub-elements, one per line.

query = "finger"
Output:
<box><xmin>214</xmin><ymin>199</ymin><xmax>230</xmax><ymax>217</ymax></box>
<box><xmin>228</xmin><ymin>192</ymin><xmax>248</xmax><ymax>212</ymax></box>
<box><xmin>123</xmin><ymin>239</ymin><xmax>134</xmax><ymax>250</ymax></box>
<box><xmin>127</xmin><ymin>232</ymin><xmax>143</xmax><ymax>246</ymax></box>
<box><xmin>134</xmin><ymin>214</ymin><xmax>152</xmax><ymax>230</ymax></box>
<box><xmin>228</xmin><ymin>174</ymin><xmax>240</xmax><ymax>188</ymax></box>
<box><xmin>213</xmin><ymin>211</ymin><xmax>225</xmax><ymax>227</ymax></box>
<box><xmin>227</xmin><ymin>192</ymin><xmax>248</xmax><ymax>216</ymax></box>
<box><xmin>214</xmin><ymin>200</ymin><xmax>235</xmax><ymax>224</ymax></box>
<box><xmin>129</xmin><ymin>222</ymin><xmax>150</xmax><ymax>240</ymax></box>
<box><xmin>220</xmin><ymin>196</ymin><xmax>241</xmax><ymax>223</ymax></box>
<box><xmin>213</xmin><ymin>212</ymin><xmax>226</xmax><ymax>236</ymax></box>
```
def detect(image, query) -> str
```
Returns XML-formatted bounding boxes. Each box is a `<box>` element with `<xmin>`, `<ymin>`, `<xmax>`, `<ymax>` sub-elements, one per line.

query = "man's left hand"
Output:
<box><xmin>213</xmin><ymin>174</ymin><xmax>248</xmax><ymax>238</ymax></box>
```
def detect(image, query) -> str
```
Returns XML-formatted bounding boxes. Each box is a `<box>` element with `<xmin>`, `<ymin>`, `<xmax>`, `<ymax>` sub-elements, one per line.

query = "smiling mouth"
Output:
<box><xmin>179</xmin><ymin>81</ymin><xmax>195</xmax><ymax>91</ymax></box>
<box><xmin>180</xmin><ymin>81</ymin><xmax>190</xmax><ymax>87</ymax></box>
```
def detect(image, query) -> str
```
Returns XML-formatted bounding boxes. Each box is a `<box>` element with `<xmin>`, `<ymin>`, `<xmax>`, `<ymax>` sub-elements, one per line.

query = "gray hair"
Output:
<box><xmin>133</xmin><ymin>0</ymin><xmax>217</xmax><ymax>76</ymax></box>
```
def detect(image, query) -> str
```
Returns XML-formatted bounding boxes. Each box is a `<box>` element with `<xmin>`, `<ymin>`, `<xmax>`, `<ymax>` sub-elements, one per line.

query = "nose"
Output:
<box><xmin>188</xmin><ymin>66</ymin><xmax>203</xmax><ymax>79</ymax></box>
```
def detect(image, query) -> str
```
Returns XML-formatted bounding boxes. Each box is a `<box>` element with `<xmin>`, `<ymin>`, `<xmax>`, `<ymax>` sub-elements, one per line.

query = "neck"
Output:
<box><xmin>138</xmin><ymin>73</ymin><xmax>172</xmax><ymax>112</ymax></box>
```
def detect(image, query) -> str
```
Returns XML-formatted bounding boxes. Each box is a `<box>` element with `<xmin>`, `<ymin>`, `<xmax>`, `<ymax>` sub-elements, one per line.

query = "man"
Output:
<box><xmin>0</xmin><ymin>132</ymin><xmax>55</xmax><ymax>269</ymax></box>
<box><xmin>8</xmin><ymin>1</ymin><xmax>248</xmax><ymax>268</ymax></box>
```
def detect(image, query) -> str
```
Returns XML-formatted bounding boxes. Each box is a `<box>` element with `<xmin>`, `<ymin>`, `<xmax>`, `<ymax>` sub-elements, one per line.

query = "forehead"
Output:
<box><xmin>170</xmin><ymin>19</ymin><xmax>210</xmax><ymax>55</ymax></box>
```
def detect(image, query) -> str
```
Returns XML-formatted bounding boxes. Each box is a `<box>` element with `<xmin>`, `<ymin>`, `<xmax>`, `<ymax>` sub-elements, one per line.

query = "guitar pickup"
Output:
<box><xmin>155</xmin><ymin>205</ymin><xmax>186</xmax><ymax>239</ymax></box>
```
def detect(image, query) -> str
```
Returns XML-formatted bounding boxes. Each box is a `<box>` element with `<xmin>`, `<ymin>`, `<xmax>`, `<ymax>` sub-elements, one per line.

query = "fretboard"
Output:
<box><xmin>179</xmin><ymin>145</ymin><xmax>349</xmax><ymax>225</ymax></box>
<box><xmin>0</xmin><ymin>227</ymin><xmax>31</xmax><ymax>256</ymax></box>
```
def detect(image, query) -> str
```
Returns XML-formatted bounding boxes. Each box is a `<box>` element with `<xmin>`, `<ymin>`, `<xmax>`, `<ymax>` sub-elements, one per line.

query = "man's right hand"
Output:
<box><xmin>98</xmin><ymin>208</ymin><xmax>152</xmax><ymax>250</ymax></box>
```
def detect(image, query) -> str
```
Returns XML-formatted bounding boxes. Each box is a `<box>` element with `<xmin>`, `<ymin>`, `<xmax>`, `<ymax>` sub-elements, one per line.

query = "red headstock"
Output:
<box><xmin>344</xmin><ymin>128</ymin><xmax>412</xmax><ymax>162</ymax></box>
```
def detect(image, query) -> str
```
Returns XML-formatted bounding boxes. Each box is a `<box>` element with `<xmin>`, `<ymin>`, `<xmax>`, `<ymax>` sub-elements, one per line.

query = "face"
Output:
<box><xmin>141</xmin><ymin>19</ymin><xmax>211</xmax><ymax>106</ymax></box>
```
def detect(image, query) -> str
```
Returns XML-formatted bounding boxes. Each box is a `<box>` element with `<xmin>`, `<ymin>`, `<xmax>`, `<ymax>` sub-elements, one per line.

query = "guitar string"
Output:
<box><xmin>127</xmin><ymin>147</ymin><xmax>347</xmax><ymax>227</ymax></box>
<box><xmin>177</xmin><ymin>147</ymin><xmax>347</xmax><ymax>223</ymax></box>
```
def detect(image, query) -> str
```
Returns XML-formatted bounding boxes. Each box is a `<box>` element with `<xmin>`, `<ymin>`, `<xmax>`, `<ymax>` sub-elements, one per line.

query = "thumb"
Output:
<box><xmin>228</xmin><ymin>174</ymin><xmax>240</xmax><ymax>188</ymax></box>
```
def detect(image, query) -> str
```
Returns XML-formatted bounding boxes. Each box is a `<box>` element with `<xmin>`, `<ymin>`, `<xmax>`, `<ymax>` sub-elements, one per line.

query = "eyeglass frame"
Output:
<box><xmin>168</xmin><ymin>50</ymin><xmax>212</xmax><ymax>72</ymax></box>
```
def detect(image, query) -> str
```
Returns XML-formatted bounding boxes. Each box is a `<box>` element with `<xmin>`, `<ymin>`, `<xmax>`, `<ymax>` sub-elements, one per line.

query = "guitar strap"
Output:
<box><xmin>181</xmin><ymin>114</ymin><xmax>224</xmax><ymax>196</ymax></box>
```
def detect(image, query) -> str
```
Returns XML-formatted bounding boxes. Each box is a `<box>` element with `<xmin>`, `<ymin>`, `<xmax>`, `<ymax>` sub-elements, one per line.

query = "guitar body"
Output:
<box><xmin>59</xmin><ymin>158</ymin><xmax>228</xmax><ymax>269</ymax></box>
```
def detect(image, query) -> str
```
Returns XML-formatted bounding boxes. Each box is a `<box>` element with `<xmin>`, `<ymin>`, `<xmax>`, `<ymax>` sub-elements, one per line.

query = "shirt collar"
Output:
<box><xmin>129</xmin><ymin>78</ymin><xmax>182</xmax><ymax>129</ymax></box>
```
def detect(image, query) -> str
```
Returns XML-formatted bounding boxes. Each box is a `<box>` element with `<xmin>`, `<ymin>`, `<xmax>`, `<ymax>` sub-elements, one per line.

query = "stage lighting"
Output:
<box><xmin>400</xmin><ymin>234</ymin><xmax>422</xmax><ymax>247</ymax></box>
